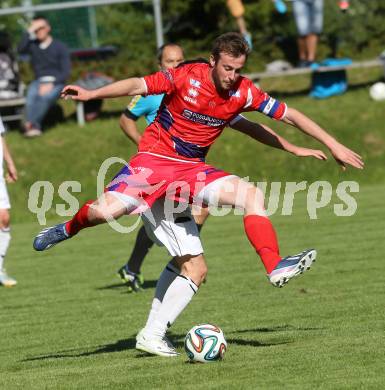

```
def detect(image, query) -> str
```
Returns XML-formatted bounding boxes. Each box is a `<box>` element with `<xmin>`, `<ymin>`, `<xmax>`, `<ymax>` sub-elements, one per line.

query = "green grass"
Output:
<box><xmin>1</xmin><ymin>184</ymin><xmax>384</xmax><ymax>389</ymax></box>
<box><xmin>1</xmin><ymin>69</ymin><xmax>384</xmax><ymax>388</ymax></box>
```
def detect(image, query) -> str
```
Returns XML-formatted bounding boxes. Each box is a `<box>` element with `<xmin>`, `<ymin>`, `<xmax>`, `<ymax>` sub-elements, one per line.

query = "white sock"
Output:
<box><xmin>0</xmin><ymin>227</ymin><xmax>11</xmax><ymax>270</ymax></box>
<box><xmin>144</xmin><ymin>261</ymin><xmax>179</xmax><ymax>328</ymax></box>
<box><xmin>144</xmin><ymin>274</ymin><xmax>198</xmax><ymax>338</ymax></box>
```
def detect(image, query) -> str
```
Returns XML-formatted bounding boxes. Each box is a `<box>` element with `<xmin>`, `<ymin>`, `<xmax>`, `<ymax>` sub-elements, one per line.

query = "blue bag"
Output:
<box><xmin>310</xmin><ymin>58</ymin><xmax>352</xmax><ymax>99</ymax></box>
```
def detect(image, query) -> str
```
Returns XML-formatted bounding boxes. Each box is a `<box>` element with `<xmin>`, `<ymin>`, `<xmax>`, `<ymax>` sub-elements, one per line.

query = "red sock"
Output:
<box><xmin>65</xmin><ymin>200</ymin><xmax>95</xmax><ymax>236</ymax></box>
<box><xmin>244</xmin><ymin>215</ymin><xmax>281</xmax><ymax>274</ymax></box>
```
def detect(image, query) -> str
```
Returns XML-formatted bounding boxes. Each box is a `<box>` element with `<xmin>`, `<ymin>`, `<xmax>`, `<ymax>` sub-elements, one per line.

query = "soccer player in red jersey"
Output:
<box><xmin>117</xmin><ymin>43</ymin><xmax>326</xmax><ymax>293</ymax></box>
<box><xmin>34</xmin><ymin>33</ymin><xmax>363</xmax><ymax>356</ymax></box>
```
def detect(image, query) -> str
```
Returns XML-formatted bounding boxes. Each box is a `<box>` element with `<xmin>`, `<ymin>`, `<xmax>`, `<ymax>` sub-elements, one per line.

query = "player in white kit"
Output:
<box><xmin>0</xmin><ymin>116</ymin><xmax>18</xmax><ymax>287</ymax></box>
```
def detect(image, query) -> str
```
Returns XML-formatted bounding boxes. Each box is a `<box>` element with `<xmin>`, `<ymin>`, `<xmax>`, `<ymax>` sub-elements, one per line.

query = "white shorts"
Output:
<box><xmin>0</xmin><ymin>178</ymin><xmax>10</xmax><ymax>209</ymax></box>
<box><xmin>141</xmin><ymin>175</ymin><xmax>238</xmax><ymax>257</ymax></box>
<box><xmin>141</xmin><ymin>198</ymin><xmax>203</xmax><ymax>257</ymax></box>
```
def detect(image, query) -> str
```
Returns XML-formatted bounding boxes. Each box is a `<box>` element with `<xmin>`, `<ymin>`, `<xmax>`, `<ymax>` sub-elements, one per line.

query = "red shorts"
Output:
<box><xmin>105</xmin><ymin>152</ymin><xmax>230</xmax><ymax>212</ymax></box>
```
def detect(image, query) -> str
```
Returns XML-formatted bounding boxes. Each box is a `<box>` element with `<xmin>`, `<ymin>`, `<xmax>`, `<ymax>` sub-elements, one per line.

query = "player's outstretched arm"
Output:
<box><xmin>61</xmin><ymin>78</ymin><xmax>146</xmax><ymax>101</ymax></box>
<box><xmin>230</xmin><ymin>116</ymin><xmax>327</xmax><ymax>160</ymax></box>
<box><xmin>282</xmin><ymin>107</ymin><xmax>364</xmax><ymax>170</ymax></box>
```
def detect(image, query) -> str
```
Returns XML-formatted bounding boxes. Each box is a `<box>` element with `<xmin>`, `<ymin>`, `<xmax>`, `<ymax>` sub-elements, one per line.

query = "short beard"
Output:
<box><xmin>212</xmin><ymin>71</ymin><xmax>229</xmax><ymax>93</ymax></box>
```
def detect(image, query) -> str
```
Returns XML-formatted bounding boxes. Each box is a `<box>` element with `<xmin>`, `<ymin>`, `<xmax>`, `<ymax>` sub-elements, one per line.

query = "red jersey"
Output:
<box><xmin>139</xmin><ymin>61</ymin><xmax>286</xmax><ymax>162</ymax></box>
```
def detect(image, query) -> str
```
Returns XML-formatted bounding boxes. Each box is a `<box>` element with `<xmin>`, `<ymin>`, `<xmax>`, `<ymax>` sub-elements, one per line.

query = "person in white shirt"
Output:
<box><xmin>0</xmin><ymin>116</ymin><xmax>18</xmax><ymax>287</ymax></box>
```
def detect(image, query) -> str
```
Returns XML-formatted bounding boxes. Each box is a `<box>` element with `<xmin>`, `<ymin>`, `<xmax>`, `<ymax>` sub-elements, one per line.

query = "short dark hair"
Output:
<box><xmin>32</xmin><ymin>15</ymin><xmax>49</xmax><ymax>24</ymax></box>
<box><xmin>211</xmin><ymin>32</ymin><xmax>249</xmax><ymax>62</ymax></box>
<box><xmin>156</xmin><ymin>43</ymin><xmax>183</xmax><ymax>64</ymax></box>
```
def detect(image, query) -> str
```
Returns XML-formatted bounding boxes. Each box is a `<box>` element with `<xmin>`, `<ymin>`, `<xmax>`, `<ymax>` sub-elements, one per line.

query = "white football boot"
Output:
<box><xmin>136</xmin><ymin>329</ymin><xmax>178</xmax><ymax>357</ymax></box>
<box><xmin>0</xmin><ymin>269</ymin><xmax>17</xmax><ymax>287</ymax></box>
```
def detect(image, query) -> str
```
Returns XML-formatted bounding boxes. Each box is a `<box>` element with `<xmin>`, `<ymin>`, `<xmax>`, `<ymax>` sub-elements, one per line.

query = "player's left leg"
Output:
<box><xmin>197</xmin><ymin>176</ymin><xmax>316</xmax><ymax>287</ymax></box>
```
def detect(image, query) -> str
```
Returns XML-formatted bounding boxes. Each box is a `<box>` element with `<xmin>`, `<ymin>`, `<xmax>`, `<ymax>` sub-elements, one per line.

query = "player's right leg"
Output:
<box><xmin>136</xmin><ymin>203</ymin><xmax>205</xmax><ymax>357</ymax></box>
<box><xmin>118</xmin><ymin>204</ymin><xmax>209</xmax><ymax>293</ymax></box>
<box><xmin>197</xmin><ymin>175</ymin><xmax>316</xmax><ymax>287</ymax></box>
<box><xmin>33</xmin><ymin>192</ymin><xmax>130</xmax><ymax>251</ymax></box>
<box><xmin>136</xmin><ymin>254</ymin><xmax>206</xmax><ymax>357</ymax></box>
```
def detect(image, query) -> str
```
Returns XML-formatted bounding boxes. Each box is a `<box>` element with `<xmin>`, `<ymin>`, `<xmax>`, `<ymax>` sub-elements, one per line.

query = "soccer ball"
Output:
<box><xmin>369</xmin><ymin>82</ymin><xmax>385</xmax><ymax>101</ymax></box>
<box><xmin>184</xmin><ymin>323</ymin><xmax>227</xmax><ymax>363</ymax></box>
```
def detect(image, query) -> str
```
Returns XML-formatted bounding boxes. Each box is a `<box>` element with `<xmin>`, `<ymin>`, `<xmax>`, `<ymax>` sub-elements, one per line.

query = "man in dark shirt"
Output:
<box><xmin>18</xmin><ymin>16</ymin><xmax>71</xmax><ymax>137</ymax></box>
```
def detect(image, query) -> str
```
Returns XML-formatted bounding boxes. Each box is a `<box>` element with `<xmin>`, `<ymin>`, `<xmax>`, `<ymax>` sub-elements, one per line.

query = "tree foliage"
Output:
<box><xmin>0</xmin><ymin>0</ymin><xmax>384</xmax><ymax>77</ymax></box>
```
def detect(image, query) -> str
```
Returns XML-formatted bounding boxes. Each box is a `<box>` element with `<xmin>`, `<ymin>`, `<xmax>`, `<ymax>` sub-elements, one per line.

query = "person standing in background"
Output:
<box><xmin>226</xmin><ymin>0</ymin><xmax>252</xmax><ymax>49</ymax></box>
<box><xmin>0</xmin><ymin>115</ymin><xmax>18</xmax><ymax>287</ymax></box>
<box><xmin>18</xmin><ymin>16</ymin><xmax>71</xmax><ymax>137</ymax></box>
<box><xmin>293</xmin><ymin>0</ymin><xmax>324</xmax><ymax>67</ymax></box>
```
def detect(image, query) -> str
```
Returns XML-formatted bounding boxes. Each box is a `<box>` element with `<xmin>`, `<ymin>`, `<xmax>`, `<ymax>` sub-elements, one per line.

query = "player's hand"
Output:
<box><xmin>329</xmin><ymin>142</ymin><xmax>364</xmax><ymax>170</ymax></box>
<box><xmin>61</xmin><ymin>85</ymin><xmax>94</xmax><ymax>101</ymax></box>
<box><xmin>292</xmin><ymin>146</ymin><xmax>327</xmax><ymax>160</ymax></box>
<box><xmin>6</xmin><ymin>163</ymin><xmax>18</xmax><ymax>183</ymax></box>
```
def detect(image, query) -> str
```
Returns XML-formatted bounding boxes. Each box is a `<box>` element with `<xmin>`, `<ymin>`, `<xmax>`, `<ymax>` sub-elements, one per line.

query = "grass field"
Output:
<box><xmin>1</xmin><ymin>69</ymin><xmax>384</xmax><ymax>388</ymax></box>
<box><xmin>1</xmin><ymin>184</ymin><xmax>384</xmax><ymax>389</ymax></box>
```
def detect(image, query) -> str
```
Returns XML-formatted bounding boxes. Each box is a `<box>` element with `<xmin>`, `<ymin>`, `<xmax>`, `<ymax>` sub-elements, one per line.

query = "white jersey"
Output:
<box><xmin>0</xmin><ymin>116</ymin><xmax>10</xmax><ymax>209</ymax></box>
<box><xmin>0</xmin><ymin>116</ymin><xmax>4</xmax><ymax>177</ymax></box>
